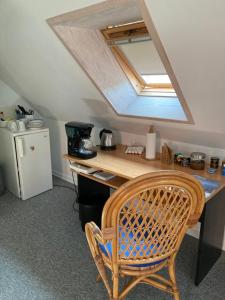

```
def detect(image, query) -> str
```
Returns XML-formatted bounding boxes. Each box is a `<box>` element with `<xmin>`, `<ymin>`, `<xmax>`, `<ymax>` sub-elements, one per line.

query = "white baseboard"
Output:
<box><xmin>52</xmin><ymin>170</ymin><xmax>225</xmax><ymax>251</ymax></box>
<box><xmin>52</xmin><ymin>169</ymin><xmax>77</xmax><ymax>185</ymax></box>
<box><xmin>187</xmin><ymin>222</ymin><xmax>201</xmax><ymax>240</ymax></box>
<box><xmin>187</xmin><ymin>229</ymin><xmax>200</xmax><ymax>240</ymax></box>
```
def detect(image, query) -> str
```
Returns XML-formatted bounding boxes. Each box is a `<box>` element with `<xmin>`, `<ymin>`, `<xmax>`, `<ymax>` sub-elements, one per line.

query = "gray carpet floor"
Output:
<box><xmin>0</xmin><ymin>177</ymin><xmax>225</xmax><ymax>300</ymax></box>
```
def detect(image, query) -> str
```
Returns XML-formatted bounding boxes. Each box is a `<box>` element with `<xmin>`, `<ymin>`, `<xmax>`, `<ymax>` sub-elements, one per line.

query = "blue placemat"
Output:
<box><xmin>194</xmin><ymin>175</ymin><xmax>220</xmax><ymax>193</ymax></box>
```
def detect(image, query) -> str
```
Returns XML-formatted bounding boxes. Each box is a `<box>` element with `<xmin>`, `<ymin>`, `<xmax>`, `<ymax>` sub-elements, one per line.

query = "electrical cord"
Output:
<box><xmin>71</xmin><ymin>171</ymin><xmax>79</xmax><ymax>213</ymax></box>
<box><xmin>53</xmin><ymin>171</ymin><xmax>79</xmax><ymax>213</ymax></box>
<box><xmin>71</xmin><ymin>171</ymin><xmax>78</xmax><ymax>198</ymax></box>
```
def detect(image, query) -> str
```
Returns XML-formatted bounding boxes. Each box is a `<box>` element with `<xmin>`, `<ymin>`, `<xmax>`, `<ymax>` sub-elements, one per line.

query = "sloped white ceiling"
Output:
<box><xmin>0</xmin><ymin>79</ymin><xmax>40</xmax><ymax>119</ymax></box>
<box><xmin>0</xmin><ymin>80</ymin><xmax>21</xmax><ymax>107</ymax></box>
<box><xmin>0</xmin><ymin>0</ymin><xmax>225</xmax><ymax>147</ymax></box>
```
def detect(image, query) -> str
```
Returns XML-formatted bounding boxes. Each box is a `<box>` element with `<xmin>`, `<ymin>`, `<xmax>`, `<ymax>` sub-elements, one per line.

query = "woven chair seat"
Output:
<box><xmin>99</xmin><ymin>228</ymin><xmax>166</xmax><ymax>268</ymax></box>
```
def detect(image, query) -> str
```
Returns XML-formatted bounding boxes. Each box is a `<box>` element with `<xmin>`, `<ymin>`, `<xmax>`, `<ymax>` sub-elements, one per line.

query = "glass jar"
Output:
<box><xmin>190</xmin><ymin>152</ymin><xmax>206</xmax><ymax>170</ymax></box>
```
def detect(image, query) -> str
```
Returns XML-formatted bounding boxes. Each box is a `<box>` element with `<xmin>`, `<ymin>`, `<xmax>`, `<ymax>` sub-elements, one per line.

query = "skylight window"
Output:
<box><xmin>141</xmin><ymin>74</ymin><xmax>175</xmax><ymax>95</ymax></box>
<box><xmin>142</xmin><ymin>74</ymin><xmax>171</xmax><ymax>85</ymax></box>
<box><xmin>102</xmin><ymin>21</ymin><xmax>175</xmax><ymax>96</ymax></box>
<box><xmin>48</xmin><ymin>2</ymin><xmax>193</xmax><ymax>123</ymax></box>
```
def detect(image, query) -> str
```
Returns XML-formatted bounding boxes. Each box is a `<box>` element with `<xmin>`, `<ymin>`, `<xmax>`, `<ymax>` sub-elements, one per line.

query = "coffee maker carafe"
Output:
<box><xmin>65</xmin><ymin>122</ymin><xmax>97</xmax><ymax>159</ymax></box>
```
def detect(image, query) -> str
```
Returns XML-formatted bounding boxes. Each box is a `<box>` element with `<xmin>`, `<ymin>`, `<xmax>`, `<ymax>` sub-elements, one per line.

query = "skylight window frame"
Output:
<box><xmin>48</xmin><ymin>0</ymin><xmax>194</xmax><ymax>124</ymax></box>
<box><xmin>101</xmin><ymin>21</ymin><xmax>149</xmax><ymax>44</ymax></box>
<box><xmin>102</xmin><ymin>21</ymin><xmax>175</xmax><ymax>95</ymax></box>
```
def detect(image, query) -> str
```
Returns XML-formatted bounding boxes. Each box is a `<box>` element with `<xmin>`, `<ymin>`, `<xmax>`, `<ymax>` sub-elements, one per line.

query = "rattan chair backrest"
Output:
<box><xmin>102</xmin><ymin>171</ymin><xmax>205</xmax><ymax>265</ymax></box>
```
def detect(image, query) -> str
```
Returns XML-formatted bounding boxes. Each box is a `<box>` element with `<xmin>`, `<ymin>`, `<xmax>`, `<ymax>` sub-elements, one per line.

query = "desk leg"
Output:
<box><xmin>77</xmin><ymin>174</ymin><xmax>110</xmax><ymax>230</ymax></box>
<box><xmin>195</xmin><ymin>188</ymin><xmax>225</xmax><ymax>285</ymax></box>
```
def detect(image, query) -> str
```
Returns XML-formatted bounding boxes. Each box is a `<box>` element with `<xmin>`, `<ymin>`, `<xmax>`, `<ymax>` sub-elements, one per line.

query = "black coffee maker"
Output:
<box><xmin>65</xmin><ymin>122</ymin><xmax>97</xmax><ymax>159</ymax></box>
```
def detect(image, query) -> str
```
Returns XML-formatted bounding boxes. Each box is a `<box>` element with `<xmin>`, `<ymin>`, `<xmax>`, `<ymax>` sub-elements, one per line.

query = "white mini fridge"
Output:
<box><xmin>0</xmin><ymin>128</ymin><xmax>53</xmax><ymax>200</ymax></box>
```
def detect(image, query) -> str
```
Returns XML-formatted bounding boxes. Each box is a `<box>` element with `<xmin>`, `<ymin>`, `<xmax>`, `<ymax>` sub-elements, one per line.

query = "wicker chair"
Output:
<box><xmin>85</xmin><ymin>171</ymin><xmax>205</xmax><ymax>300</ymax></box>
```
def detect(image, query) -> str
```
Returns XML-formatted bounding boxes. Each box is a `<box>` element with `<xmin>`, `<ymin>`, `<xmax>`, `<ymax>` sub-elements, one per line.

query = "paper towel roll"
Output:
<box><xmin>146</xmin><ymin>132</ymin><xmax>156</xmax><ymax>160</ymax></box>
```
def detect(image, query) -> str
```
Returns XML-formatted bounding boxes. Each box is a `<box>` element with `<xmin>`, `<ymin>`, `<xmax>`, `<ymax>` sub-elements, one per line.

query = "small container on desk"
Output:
<box><xmin>221</xmin><ymin>161</ymin><xmax>225</xmax><ymax>176</ymax></box>
<box><xmin>190</xmin><ymin>152</ymin><xmax>206</xmax><ymax>170</ymax></box>
<box><xmin>210</xmin><ymin>157</ymin><xmax>220</xmax><ymax>169</ymax></box>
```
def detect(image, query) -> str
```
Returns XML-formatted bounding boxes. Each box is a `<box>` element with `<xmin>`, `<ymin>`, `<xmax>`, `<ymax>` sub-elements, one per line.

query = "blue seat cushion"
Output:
<box><xmin>99</xmin><ymin>229</ymin><xmax>166</xmax><ymax>268</ymax></box>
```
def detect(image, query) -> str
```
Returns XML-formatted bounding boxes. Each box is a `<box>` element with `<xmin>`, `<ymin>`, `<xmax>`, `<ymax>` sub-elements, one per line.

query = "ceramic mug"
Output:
<box><xmin>8</xmin><ymin>121</ymin><xmax>17</xmax><ymax>132</ymax></box>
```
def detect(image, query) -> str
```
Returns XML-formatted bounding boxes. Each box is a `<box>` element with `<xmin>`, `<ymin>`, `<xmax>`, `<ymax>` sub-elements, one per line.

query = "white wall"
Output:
<box><xmin>0</xmin><ymin>0</ymin><xmax>105</xmax><ymax>123</ymax></box>
<box><xmin>45</xmin><ymin>118</ymin><xmax>108</xmax><ymax>184</ymax></box>
<box><xmin>0</xmin><ymin>80</ymin><xmax>21</xmax><ymax>107</ymax></box>
<box><xmin>46</xmin><ymin>118</ymin><xmax>225</xmax><ymax>181</ymax></box>
<box><xmin>0</xmin><ymin>79</ymin><xmax>22</xmax><ymax>118</ymax></box>
<box><xmin>145</xmin><ymin>0</ymin><xmax>225</xmax><ymax>133</ymax></box>
<box><xmin>0</xmin><ymin>79</ymin><xmax>40</xmax><ymax>120</ymax></box>
<box><xmin>0</xmin><ymin>0</ymin><xmax>225</xmax><ymax>248</ymax></box>
<box><xmin>45</xmin><ymin>119</ymin><xmax>74</xmax><ymax>183</ymax></box>
<box><xmin>0</xmin><ymin>79</ymin><xmax>38</xmax><ymax>119</ymax></box>
<box><xmin>0</xmin><ymin>0</ymin><xmax>225</xmax><ymax>147</ymax></box>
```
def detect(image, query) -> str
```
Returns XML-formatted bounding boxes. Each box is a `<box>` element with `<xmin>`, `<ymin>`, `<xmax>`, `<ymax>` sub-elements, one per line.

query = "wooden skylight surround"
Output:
<box><xmin>47</xmin><ymin>0</ymin><xmax>194</xmax><ymax>123</ymax></box>
<box><xmin>102</xmin><ymin>21</ymin><xmax>175</xmax><ymax>95</ymax></box>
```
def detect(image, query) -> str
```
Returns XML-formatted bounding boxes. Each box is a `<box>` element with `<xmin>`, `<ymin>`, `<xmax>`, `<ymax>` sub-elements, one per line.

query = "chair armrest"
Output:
<box><xmin>85</xmin><ymin>222</ymin><xmax>104</xmax><ymax>245</ymax></box>
<box><xmin>85</xmin><ymin>222</ymin><xmax>116</xmax><ymax>259</ymax></box>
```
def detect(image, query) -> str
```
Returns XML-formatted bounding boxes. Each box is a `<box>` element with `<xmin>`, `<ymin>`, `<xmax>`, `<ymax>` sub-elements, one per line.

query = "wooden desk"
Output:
<box><xmin>64</xmin><ymin>145</ymin><xmax>225</xmax><ymax>285</ymax></box>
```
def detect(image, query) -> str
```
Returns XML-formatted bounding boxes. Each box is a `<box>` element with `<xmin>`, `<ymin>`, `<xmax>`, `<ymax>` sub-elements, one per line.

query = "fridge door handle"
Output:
<box><xmin>17</xmin><ymin>138</ymin><xmax>24</xmax><ymax>158</ymax></box>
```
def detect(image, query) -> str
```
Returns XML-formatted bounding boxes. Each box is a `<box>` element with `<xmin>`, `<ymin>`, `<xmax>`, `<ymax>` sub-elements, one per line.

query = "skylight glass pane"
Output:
<box><xmin>142</xmin><ymin>74</ymin><xmax>171</xmax><ymax>84</ymax></box>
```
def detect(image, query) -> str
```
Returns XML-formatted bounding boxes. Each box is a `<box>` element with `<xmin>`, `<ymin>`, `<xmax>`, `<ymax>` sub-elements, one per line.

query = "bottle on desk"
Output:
<box><xmin>145</xmin><ymin>125</ymin><xmax>156</xmax><ymax>160</ymax></box>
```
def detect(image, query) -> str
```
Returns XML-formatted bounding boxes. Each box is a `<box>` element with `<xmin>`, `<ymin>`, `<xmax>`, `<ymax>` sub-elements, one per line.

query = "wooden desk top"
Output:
<box><xmin>64</xmin><ymin>145</ymin><xmax>225</xmax><ymax>201</ymax></box>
